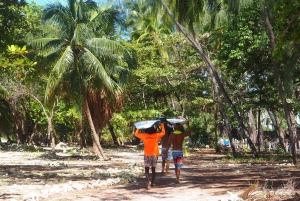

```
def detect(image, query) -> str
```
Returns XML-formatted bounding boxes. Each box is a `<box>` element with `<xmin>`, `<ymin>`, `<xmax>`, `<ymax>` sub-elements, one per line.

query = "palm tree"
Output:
<box><xmin>125</xmin><ymin>0</ymin><xmax>172</xmax><ymax>59</ymax></box>
<box><xmin>30</xmin><ymin>0</ymin><xmax>133</xmax><ymax>159</ymax></box>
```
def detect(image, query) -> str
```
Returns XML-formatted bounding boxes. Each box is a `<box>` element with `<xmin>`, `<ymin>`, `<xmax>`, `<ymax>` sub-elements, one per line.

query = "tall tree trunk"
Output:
<box><xmin>75</xmin><ymin>122</ymin><xmax>86</xmax><ymax>149</ymax></box>
<box><xmin>85</xmin><ymin>100</ymin><xmax>107</xmax><ymax>160</ymax></box>
<box><xmin>181</xmin><ymin>69</ymin><xmax>187</xmax><ymax>117</ymax></box>
<box><xmin>49</xmin><ymin>124</ymin><xmax>56</xmax><ymax>154</ymax></box>
<box><xmin>260</xmin><ymin>1</ymin><xmax>297</xmax><ymax>164</ymax></box>
<box><xmin>10</xmin><ymin>102</ymin><xmax>26</xmax><ymax>144</ymax></box>
<box><xmin>267</xmin><ymin>110</ymin><xmax>285</xmax><ymax>150</ymax></box>
<box><xmin>160</xmin><ymin>0</ymin><xmax>256</xmax><ymax>157</ymax></box>
<box><xmin>209</xmin><ymin>68</ymin><xmax>236</xmax><ymax>156</ymax></box>
<box><xmin>248</xmin><ymin>109</ymin><xmax>257</xmax><ymax>145</ymax></box>
<box><xmin>108</xmin><ymin>123</ymin><xmax>119</xmax><ymax>145</ymax></box>
<box><xmin>142</xmin><ymin>86</ymin><xmax>147</xmax><ymax>110</ymax></box>
<box><xmin>29</xmin><ymin>114</ymin><xmax>41</xmax><ymax>145</ymax></box>
<box><xmin>257</xmin><ymin>108</ymin><xmax>261</xmax><ymax>153</ymax></box>
<box><xmin>213</xmin><ymin>104</ymin><xmax>220</xmax><ymax>153</ymax></box>
<box><xmin>275</xmin><ymin>115</ymin><xmax>286</xmax><ymax>151</ymax></box>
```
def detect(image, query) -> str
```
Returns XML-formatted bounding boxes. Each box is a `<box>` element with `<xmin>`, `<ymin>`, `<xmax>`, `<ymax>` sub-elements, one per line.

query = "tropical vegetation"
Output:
<box><xmin>1</xmin><ymin>0</ymin><xmax>300</xmax><ymax>164</ymax></box>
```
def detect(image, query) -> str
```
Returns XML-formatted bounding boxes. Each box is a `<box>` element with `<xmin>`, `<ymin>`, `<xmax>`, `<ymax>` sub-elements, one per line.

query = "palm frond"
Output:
<box><xmin>45</xmin><ymin>46</ymin><xmax>74</xmax><ymax>99</ymax></box>
<box><xmin>75</xmin><ymin>0</ymin><xmax>97</xmax><ymax>23</ymax></box>
<box><xmin>30</xmin><ymin>38</ymin><xmax>65</xmax><ymax>57</ymax></box>
<box><xmin>29</xmin><ymin>38</ymin><xmax>62</xmax><ymax>49</ymax></box>
<box><xmin>86</xmin><ymin>38</ymin><xmax>127</xmax><ymax>58</ymax></box>
<box><xmin>72</xmin><ymin>23</ymin><xmax>94</xmax><ymax>45</ymax></box>
<box><xmin>43</xmin><ymin>2</ymin><xmax>75</xmax><ymax>37</ymax></box>
<box><xmin>82</xmin><ymin>47</ymin><xmax>122</xmax><ymax>95</ymax></box>
<box><xmin>112</xmin><ymin>65</ymin><xmax>131</xmax><ymax>88</ymax></box>
<box><xmin>89</xmin><ymin>7</ymin><xmax>122</xmax><ymax>37</ymax></box>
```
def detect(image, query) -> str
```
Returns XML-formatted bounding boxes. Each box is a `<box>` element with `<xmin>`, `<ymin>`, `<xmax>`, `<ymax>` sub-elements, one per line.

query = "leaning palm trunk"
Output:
<box><xmin>85</xmin><ymin>100</ymin><xmax>107</xmax><ymax>160</ymax></box>
<box><xmin>260</xmin><ymin>1</ymin><xmax>297</xmax><ymax>164</ymax></box>
<box><xmin>209</xmin><ymin>68</ymin><xmax>236</xmax><ymax>157</ymax></box>
<box><xmin>160</xmin><ymin>0</ymin><xmax>258</xmax><ymax>157</ymax></box>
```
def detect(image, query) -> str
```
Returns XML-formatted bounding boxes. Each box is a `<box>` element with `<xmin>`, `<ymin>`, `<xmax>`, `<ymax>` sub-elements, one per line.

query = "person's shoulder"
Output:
<box><xmin>170</xmin><ymin>133</ymin><xmax>179</xmax><ymax>138</ymax></box>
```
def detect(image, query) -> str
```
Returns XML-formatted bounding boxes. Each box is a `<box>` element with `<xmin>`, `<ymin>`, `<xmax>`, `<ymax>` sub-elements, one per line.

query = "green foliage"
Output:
<box><xmin>0</xmin><ymin>45</ymin><xmax>37</xmax><ymax>71</ymax></box>
<box><xmin>222</xmin><ymin>151</ymin><xmax>298</xmax><ymax>163</ymax></box>
<box><xmin>274</xmin><ymin>145</ymin><xmax>285</xmax><ymax>155</ymax></box>
<box><xmin>0</xmin><ymin>1</ymin><xmax>43</xmax><ymax>52</ymax></box>
<box><xmin>271</xmin><ymin>1</ymin><xmax>300</xmax><ymax>107</ymax></box>
<box><xmin>188</xmin><ymin>116</ymin><xmax>211</xmax><ymax>146</ymax></box>
<box><xmin>2</xmin><ymin>0</ymin><xmax>300</xmax><ymax>153</ymax></box>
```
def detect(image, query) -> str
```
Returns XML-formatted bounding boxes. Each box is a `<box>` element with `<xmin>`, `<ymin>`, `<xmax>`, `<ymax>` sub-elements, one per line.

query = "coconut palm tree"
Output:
<box><xmin>30</xmin><ymin>0</ymin><xmax>133</xmax><ymax>159</ymax></box>
<box><xmin>125</xmin><ymin>0</ymin><xmax>172</xmax><ymax>58</ymax></box>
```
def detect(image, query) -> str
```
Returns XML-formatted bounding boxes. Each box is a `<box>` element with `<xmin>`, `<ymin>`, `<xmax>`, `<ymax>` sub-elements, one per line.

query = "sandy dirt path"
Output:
<box><xmin>1</xmin><ymin>147</ymin><xmax>298</xmax><ymax>201</ymax></box>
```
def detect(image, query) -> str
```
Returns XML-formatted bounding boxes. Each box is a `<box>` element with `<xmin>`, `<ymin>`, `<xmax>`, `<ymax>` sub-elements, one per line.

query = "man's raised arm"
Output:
<box><xmin>184</xmin><ymin>122</ymin><xmax>191</xmax><ymax>137</ymax></box>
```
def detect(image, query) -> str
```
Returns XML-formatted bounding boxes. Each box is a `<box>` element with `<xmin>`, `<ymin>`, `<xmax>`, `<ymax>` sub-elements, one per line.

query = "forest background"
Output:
<box><xmin>1</xmin><ymin>0</ymin><xmax>300</xmax><ymax>164</ymax></box>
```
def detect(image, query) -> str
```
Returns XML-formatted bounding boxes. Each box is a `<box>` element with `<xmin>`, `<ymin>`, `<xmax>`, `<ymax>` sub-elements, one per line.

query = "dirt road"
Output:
<box><xmin>1</xmin><ymin>146</ymin><xmax>298</xmax><ymax>201</ymax></box>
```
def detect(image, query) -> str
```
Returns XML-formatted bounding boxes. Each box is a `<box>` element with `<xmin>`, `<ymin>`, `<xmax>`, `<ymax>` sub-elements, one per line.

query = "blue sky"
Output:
<box><xmin>30</xmin><ymin>0</ymin><xmax>108</xmax><ymax>6</ymax></box>
<box><xmin>29</xmin><ymin>0</ymin><xmax>66</xmax><ymax>6</ymax></box>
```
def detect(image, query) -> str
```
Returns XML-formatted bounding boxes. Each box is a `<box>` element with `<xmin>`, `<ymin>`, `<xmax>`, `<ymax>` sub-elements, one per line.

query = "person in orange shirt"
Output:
<box><xmin>135</xmin><ymin>123</ymin><xmax>166</xmax><ymax>190</ymax></box>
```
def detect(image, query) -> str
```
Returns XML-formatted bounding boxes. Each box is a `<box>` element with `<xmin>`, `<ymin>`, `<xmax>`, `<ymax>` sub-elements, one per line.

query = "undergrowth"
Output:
<box><xmin>239</xmin><ymin>177</ymin><xmax>300</xmax><ymax>201</ymax></box>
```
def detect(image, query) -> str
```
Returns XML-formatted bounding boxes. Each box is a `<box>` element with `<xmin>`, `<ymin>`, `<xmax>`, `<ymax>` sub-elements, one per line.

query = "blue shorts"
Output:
<box><xmin>172</xmin><ymin>150</ymin><xmax>183</xmax><ymax>167</ymax></box>
<box><xmin>161</xmin><ymin>148</ymin><xmax>173</xmax><ymax>161</ymax></box>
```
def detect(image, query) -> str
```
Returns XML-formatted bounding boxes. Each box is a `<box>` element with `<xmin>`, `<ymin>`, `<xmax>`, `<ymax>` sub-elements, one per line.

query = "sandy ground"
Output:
<box><xmin>1</xmin><ymin>146</ymin><xmax>299</xmax><ymax>201</ymax></box>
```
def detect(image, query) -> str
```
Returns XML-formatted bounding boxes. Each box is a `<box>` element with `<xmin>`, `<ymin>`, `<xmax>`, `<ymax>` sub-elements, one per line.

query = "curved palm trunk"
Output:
<box><xmin>85</xmin><ymin>100</ymin><xmax>107</xmax><ymax>160</ymax></box>
<box><xmin>209</xmin><ymin>68</ymin><xmax>236</xmax><ymax>157</ymax></box>
<box><xmin>260</xmin><ymin>1</ymin><xmax>297</xmax><ymax>164</ymax></box>
<box><xmin>160</xmin><ymin>0</ymin><xmax>257</xmax><ymax>157</ymax></box>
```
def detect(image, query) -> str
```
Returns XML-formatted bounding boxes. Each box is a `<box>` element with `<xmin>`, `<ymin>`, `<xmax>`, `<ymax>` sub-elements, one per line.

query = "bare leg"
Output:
<box><xmin>164</xmin><ymin>160</ymin><xmax>170</xmax><ymax>176</ymax></box>
<box><xmin>151</xmin><ymin>167</ymin><xmax>156</xmax><ymax>186</ymax></box>
<box><xmin>145</xmin><ymin>167</ymin><xmax>151</xmax><ymax>189</ymax></box>
<box><xmin>176</xmin><ymin>166</ymin><xmax>181</xmax><ymax>183</ymax></box>
<box><xmin>161</xmin><ymin>160</ymin><xmax>165</xmax><ymax>175</ymax></box>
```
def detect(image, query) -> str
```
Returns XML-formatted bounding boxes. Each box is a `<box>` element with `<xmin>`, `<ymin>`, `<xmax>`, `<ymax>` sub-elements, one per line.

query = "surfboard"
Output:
<box><xmin>166</xmin><ymin>118</ymin><xmax>187</xmax><ymax>125</ymax></box>
<box><xmin>134</xmin><ymin>120</ymin><xmax>160</xmax><ymax>129</ymax></box>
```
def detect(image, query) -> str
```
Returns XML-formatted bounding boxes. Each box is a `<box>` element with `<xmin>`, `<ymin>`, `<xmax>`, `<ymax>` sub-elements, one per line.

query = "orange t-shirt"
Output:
<box><xmin>135</xmin><ymin>124</ymin><xmax>165</xmax><ymax>156</ymax></box>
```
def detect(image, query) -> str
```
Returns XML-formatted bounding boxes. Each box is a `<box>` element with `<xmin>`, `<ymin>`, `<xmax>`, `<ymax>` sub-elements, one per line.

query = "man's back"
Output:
<box><xmin>135</xmin><ymin>124</ymin><xmax>166</xmax><ymax>156</ymax></box>
<box><xmin>169</xmin><ymin>133</ymin><xmax>186</xmax><ymax>150</ymax></box>
<box><xmin>168</xmin><ymin>122</ymin><xmax>191</xmax><ymax>150</ymax></box>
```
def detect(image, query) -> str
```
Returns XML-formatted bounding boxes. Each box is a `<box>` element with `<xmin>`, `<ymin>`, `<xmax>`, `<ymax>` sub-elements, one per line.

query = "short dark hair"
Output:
<box><xmin>145</xmin><ymin>127</ymin><xmax>156</xmax><ymax>134</ymax></box>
